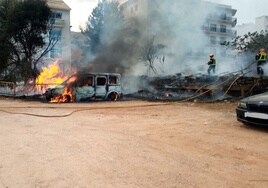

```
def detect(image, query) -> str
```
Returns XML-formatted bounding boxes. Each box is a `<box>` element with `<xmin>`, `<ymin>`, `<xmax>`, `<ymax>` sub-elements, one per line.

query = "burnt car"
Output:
<box><xmin>236</xmin><ymin>92</ymin><xmax>268</xmax><ymax>126</ymax></box>
<box><xmin>45</xmin><ymin>73</ymin><xmax>122</xmax><ymax>102</ymax></box>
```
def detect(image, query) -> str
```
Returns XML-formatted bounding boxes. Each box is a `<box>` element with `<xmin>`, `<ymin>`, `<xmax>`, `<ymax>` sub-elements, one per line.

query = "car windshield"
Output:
<box><xmin>60</xmin><ymin>74</ymin><xmax>78</xmax><ymax>85</ymax></box>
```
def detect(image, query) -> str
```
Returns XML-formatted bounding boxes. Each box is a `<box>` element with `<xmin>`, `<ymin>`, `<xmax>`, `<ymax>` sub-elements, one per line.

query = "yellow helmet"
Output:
<box><xmin>259</xmin><ymin>48</ymin><xmax>265</xmax><ymax>52</ymax></box>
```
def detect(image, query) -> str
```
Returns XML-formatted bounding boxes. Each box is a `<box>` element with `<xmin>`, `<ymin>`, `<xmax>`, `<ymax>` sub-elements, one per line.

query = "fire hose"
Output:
<box><xmin>0</xmin><ymin>102</ymin><xmax>175</xmax><ymax>118</ymax></box>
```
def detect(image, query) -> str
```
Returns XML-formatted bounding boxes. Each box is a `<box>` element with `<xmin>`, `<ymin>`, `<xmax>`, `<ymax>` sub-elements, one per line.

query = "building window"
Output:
<box><xmin>49</xmin><ymin>12</ymin><xmax>62</xmax><ymax>24</ymax></box>
<box><xmin>220</xmin><ymin>13</ymin><xmax>227</xmax><ymax>20</ymax></box>
<box><xmin>51</xmin><ymin>12</ymin><xmax>62</xmax><ymax>19</ymax></box>
<box><xmin>210</xmin><ymin>36</ymin><xmax>216</xmax><ymax>45</ymax></box>
<box><xmin>220</xmin><ymin>37</ymin><xmax>226</xmax><ymax>45</ymax></box>
<box><xmin>50</xmin><ymin>47</ymin><xmax>62</xmax><ymax>58</ymax></box>
<box><xmin>220</xmin><ymin>25</ymin><xmax>227</xmax><ymax>33</ymax></box>
<box><xmin>210</xmin><ymin>24</ymin><xmax>217</xmax><ymax>32</ymax></box>
<box><xmin>49</xmin><ymin>29</ymin><xmax>62</xmax><ymax>41</ymax></box>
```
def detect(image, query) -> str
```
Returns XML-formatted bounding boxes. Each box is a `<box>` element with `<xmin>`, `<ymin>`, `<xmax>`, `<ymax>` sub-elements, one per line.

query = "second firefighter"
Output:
<box><xmin>207</xmin><ymin>53</ymin><xmax>216</xmax><ymax>75</ymax></box>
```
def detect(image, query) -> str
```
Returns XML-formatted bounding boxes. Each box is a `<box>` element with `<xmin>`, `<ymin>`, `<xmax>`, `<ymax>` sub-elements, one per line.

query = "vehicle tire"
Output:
<box><xmin>108</xmin><ymin>92</ymin><xmax>120</xmax><ymax>101</ymax></box>
<box><xmin>45</xmin><ymin>95</ymin><xmax>52</xmax><ymax>102</ymax></box>
<box><xmin>64</xmin><ymin>95</ymin><xmax>72</xmax><ymax>103</ymax></box>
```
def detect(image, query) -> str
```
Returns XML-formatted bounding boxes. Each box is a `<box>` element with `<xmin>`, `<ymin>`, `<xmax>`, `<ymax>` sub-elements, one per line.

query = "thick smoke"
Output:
<box><xmin>77</xmin><ymin>0</ymin><xmax>254</xmax><ymax>79</ymax></box>
<box><xmin>146</xmin><ymin>0</ymin><xmax>211</xmax><ymax>75</ymax></box>
<box><xmin>83</xmin><ymin>18</ymin><xmax>146</xmax><ymax>73</ymax></box>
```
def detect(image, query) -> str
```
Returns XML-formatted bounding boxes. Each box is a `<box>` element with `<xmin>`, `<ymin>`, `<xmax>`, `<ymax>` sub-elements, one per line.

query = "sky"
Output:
<box><xmin>63</xmin><ymin>0</ymin><xmax>268</xmax><ymax>32</ymax></box>
<box><xmin>208</xmin><ymin>0</ymin><xmax>268</xmax><ymax>24</ymax></box>
<box><xmin>63</xmin><ymin>0</ymin><xmax>98</xmax><ymax>32</ymax></box>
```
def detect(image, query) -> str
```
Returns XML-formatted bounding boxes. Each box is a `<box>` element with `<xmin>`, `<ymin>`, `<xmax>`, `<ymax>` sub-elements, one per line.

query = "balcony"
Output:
<box><xmin>202</xmin><ymin>26</ymin><xmax>237</xmax><ymax>37</ymax></box>
<box><xmin>232</xmin><ymin>17</ymin><xmax>237</xmax><ymax>27</ymax></box>
<box><xmin>49</xmin><ymin>18</ymin><xmax>65</xmax><ymax>28</ymax></box>
<box><xmin>54</xmin><ymin>19</ymin><xmax>65</xmax><ymax>27</ymax></box>
<box><xmin>208</xmin><ymin>15</ymin><xmax>237</xmax><ymax>26</ymax></box>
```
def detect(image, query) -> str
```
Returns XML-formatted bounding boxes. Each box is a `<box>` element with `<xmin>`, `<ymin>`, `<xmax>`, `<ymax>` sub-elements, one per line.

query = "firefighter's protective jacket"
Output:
<box><xmin>256</xmin><ymin>52</ymin><xmax>267</xmax><ymax>62</ymax></box>
<box><xmin>208</xmin><ymin>58</ymin><xmax>216</xmax><ymax>65</ymax></box>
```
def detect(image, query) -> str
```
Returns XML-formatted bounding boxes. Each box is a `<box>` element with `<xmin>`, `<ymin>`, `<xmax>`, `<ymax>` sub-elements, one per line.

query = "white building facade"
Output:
<box><xmin>46</xmin><ymin>0</ymin><xmax>71</xmax><ymax>71</ymax></box>
<box><xmin>203</xmin><ymin>2</ymin><xmax>237</xmax><ymax>57</ymax></box>
<box><xmin>255</xmin><ymin>16</ymin><xmax>268</xmax><ymax>32</ymax></box>
<box><xmin>236</xmin><ymin>16</ymin><xmax>268</xmax><ymax>36</ymax></box>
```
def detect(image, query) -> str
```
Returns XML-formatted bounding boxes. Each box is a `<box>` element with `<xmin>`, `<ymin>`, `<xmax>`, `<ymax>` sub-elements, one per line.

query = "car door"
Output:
<box><xmin>75</xmin><ymin>75</ymin><xmax>95</xmax><ymax>101</ymax></box>
<box><xmin>95</xmin><ymin>76</ymin><xmax>107</xmax><ymax>97</ymax></box>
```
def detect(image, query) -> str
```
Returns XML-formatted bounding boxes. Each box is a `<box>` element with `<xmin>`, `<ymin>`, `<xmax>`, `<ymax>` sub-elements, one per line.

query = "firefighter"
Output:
<box><xmin>207</xmin><ymin>53</ymin><xmax>216</xmax><ymax>75</ymax></box>
<box><xmin>256</xmin><ymin>48</ymin><xmax>267</xmax><ymax>76</ymax></box>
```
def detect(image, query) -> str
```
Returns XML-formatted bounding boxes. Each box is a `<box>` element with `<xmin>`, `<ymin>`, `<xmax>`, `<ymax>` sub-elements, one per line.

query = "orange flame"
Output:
<box><xmin>49</xmin><ymin>75</ymin><xmax>77</xmax><ymax>103</ymax></box>
<box><xmin>36</xmin><ymin>61</ymin><xmax>68</xmax><ymax>92</ymax></box>
<box><xmin>50</xmin><ymin>87</ymin><xmax>74</xmax><ymax>103</ymax></box>
<box><xmin>34</xmin><ymin>61</ymin><xmax>78</xmax><ymax>103</ymax></box>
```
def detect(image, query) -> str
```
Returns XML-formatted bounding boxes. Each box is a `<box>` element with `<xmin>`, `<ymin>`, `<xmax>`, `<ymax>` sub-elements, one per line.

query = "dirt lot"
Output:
<box><xmin>0</xmin><ymin>97</ymin><xmax>267</xmax><ymax>188</ymax></box>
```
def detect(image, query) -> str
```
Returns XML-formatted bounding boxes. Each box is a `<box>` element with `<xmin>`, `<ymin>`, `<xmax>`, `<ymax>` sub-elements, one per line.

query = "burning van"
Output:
<box><xmin>44</xmin><ymin>73</ymin><xmax>122</xmax><ymax>102</ymax></box>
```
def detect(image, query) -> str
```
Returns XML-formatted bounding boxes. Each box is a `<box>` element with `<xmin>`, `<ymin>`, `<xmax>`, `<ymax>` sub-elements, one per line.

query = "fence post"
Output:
<box><xmin>13</xmin><ymin>82</ymin><xmax>16</xmax><ymax>97</ymax></box>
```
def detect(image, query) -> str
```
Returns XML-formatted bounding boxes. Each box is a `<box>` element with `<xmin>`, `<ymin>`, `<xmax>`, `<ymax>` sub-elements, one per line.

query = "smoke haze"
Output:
<box><xmin>79</xmin><ymin>0</ymin><xmax>215</xmax><ymax>75</ymax></box>
<box><xmin>74</xmin><ymin>0</ymin><xmax>259</xmax><ymax>79</ymax></box>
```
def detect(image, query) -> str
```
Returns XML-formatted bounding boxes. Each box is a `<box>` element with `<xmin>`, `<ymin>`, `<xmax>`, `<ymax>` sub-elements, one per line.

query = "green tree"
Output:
<box><xmin>227</xmin><ymin>31</ymin><xmax>268</xmax><ymax>53</ymax></box>
<box><xmin>82</xmin><ymin>0</ymin><xmax>124</xmax><ymax>54</ymax></box>
<box><xmin>0</xmin><ymin>0</ymin><xmax>14</xmax><ymax>77</ymax></box>
<box><xmin>0</xmin><ymin>0</ymin><xmax>55</xmax><ymax>82</ymax></box>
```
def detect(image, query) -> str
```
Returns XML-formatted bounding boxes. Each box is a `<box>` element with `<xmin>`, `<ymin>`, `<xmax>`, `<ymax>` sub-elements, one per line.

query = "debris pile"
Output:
<box><xmin>127</xmin><ymin>73</ymin><xmax>268</xmax><ymax>101</ymax></box>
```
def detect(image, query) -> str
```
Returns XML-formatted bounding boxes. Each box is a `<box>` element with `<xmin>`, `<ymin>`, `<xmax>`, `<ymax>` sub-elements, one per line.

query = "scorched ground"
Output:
<box><xmin>0</xmin><ymin>97</ymin><xmax>267</xmax><ymax>188</ymax></box>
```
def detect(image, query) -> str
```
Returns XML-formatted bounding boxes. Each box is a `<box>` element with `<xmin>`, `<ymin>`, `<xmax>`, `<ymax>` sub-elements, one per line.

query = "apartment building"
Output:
<box><xmin>236</xmin><ymin>23</ymin><xmax>256</xmax><ymax>36</ymax></box>
<box><xmin>255</xmin><ymin>16</ymin><xmax>268</xmax><ymax>32</ymax></box>
<box><xmin>236</xmin><ymin>15</ymin><xmax>268</xmax><ymax>36</ymax></box>
<box><xmin>203</xmin><ymin>1</ymin><xmax>237</xmax><ymax>56</ymax></box>
<box><xmin>46</xmin><ymin>0</ymin><xmax>71</xmax><ymax>71</ymax></box>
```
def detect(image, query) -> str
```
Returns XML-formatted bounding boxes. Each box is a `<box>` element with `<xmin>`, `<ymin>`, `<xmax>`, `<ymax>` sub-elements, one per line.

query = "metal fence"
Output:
<box><xmin>0</xmin><ymin>81</ymin><xmax>16</xmax><ymax>96</ymax></box>
<box><xmin>0</xmin><ymin>81</ymin><xmax>57</xmax><ymax>97</ymax></box>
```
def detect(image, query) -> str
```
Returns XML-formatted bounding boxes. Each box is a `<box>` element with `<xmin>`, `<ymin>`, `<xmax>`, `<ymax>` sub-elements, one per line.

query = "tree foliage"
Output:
<box><xmin>0</xmin><ymin>0</ymin><xmax>14</xmax><ymax>75</ymax></box>
<box><xmin>82</xmin><ymin>0</ymin><xmax>124</xmax><ymax>54</ymax></box>
<box><xmin>0</xmin><ymin>0</ymin><xmax>54</xmax><ymax>82</ymax></box>
<box><xmin>225</xmin><ymin>30</ymin><xmax>268</xmax><ymax>53</ymax></box>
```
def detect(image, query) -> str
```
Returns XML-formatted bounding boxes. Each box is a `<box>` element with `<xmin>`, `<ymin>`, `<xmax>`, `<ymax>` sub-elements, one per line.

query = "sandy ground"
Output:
<box><xmin>0</xmin><ymin>97</ymin><xmax>267</xmax><ymax>188</ymax></box>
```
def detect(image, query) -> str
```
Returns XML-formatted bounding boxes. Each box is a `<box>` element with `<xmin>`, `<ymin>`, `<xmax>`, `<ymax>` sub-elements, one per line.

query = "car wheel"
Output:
<box><xmin>45</xmin><ymin>95</ymin><xmax>52</xmax><ymax>102</ymax></box>
<box><xmin>64</xmin><ymin>95</ymin><xmax>72</xmax><ymax>103</ymax></box>
<box><xmin>108</xmin><ymin>92</ymin><xmax>120</xmax><ymax>101</ymax></box>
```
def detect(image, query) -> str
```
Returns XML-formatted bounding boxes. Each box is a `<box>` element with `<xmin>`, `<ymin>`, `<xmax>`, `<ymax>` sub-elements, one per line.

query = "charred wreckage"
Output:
<box><xmin>44</xmin><ymin>73</ymin><xmax>122</xmax><ymax>103</ymax></box>
<box><xmin>125</xmin><ymin>73</ymin><xmax>268</xmax><ymax>102</ymax></box>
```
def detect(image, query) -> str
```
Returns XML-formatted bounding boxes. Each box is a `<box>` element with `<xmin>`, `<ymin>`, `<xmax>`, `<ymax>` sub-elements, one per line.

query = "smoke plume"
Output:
<box><xmin>77</xmin><ymin>0</ymin><xmax>246</xmax><ymax>77</ymax></box>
